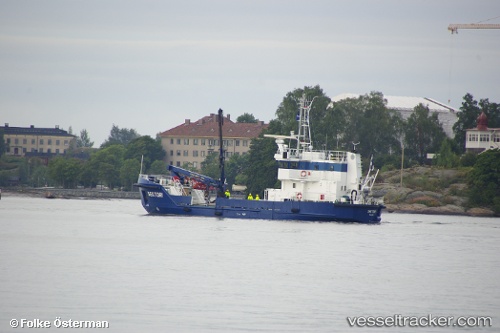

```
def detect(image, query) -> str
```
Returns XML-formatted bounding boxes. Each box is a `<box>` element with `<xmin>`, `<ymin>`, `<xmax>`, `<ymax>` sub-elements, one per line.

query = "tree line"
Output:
<box><xmin>0</xmin><ymin>126</ymin><xmax>165</xmax><ymax>191</ymax></box>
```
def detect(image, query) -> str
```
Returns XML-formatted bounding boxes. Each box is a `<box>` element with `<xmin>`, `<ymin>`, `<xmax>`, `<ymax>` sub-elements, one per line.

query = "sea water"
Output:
<box><xmin>0</xmin><ymin>195</ymin><xmax>499</xmax><ymax>332</ymax></box>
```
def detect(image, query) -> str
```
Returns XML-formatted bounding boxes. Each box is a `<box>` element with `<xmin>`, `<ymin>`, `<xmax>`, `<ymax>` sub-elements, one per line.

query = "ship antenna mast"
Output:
<box><xmin>296</xmin><ymin>96</ymin><xmax>318</xmax><ymax>154</ymax></box>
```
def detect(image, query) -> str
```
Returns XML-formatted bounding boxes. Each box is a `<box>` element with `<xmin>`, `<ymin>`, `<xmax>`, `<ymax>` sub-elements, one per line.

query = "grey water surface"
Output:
<box><xmin>1</xmin><ymin>195</ymin><xmax>499</xmax><ymax>332</ymax></box>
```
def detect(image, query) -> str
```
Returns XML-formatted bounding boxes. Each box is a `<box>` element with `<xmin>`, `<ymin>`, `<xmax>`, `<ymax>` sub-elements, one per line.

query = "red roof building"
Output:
<box><xmin>159</xmin><ymin>113</ymin><xmax>268</xmax><ymax>169</ymax></box>
<box><xmin>465</xmin><ymin>112</ymin><xmax>500</xmax><ymax>153</ymax></box>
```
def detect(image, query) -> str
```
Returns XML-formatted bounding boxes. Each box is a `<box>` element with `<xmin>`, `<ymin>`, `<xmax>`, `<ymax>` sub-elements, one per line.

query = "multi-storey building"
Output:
<box><xmin>160</xmin><ymin>113</ymin><xmax>268</xmax><ymax>170</ymax></box>
<box><xmin>2</xmin><ymin>123</ymin><xmax>76</xmax><ymax>157</ymax></box>
<box><xmin>465</xmin><ymin>112</ymin><xmax>500</xmax><ymax>153</ymax></box>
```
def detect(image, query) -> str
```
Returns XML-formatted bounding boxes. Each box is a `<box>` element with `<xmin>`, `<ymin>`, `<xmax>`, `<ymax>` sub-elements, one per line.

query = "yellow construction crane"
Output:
<box><xmin>448</xmin><ymin>23</ymin><xmax>500</xmax><ymax>34</ymax></box>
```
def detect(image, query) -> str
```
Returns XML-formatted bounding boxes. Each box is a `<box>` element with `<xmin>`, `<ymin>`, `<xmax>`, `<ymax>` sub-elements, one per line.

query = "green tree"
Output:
<box><xmin>120</xmin><ymin>158</ymin><xmax>141</xmax><ymax>191</ymax></box>
<box><xmin>90</xmin><ymin>144</ymin><xmax>126</xmax><ymax>188</ymax></box>
<box><xmin>76</xmin><ymin>129</ymin><xmax>94</xmax><ymax>148</ymax></box>
<box><xmin>198</xmin><ymin>148</ymin><xmax>250</xmax><ymax>190</ymax></box>
<box><xmin>101</xmin><ymin>125</ymin><xmax>140</xmax><ymax>148</ymax></box>
<box><xmin>47</xmin><ymin>157</ymin><xmax>65</xmax><ymax>187</ymax></box>
<box><xmin>404</xmin><ymin>104</ymin><xmax>446</xmax><ymax>164</ymax></box>
<box><xmin>274</xmin><ymin>85</ymin><xmax>329</xmax><ymax>139</ymax></box>
<box><xmin>236</xmin><ymin>113</ymin><xmax>258</xmax><ymax>123</ymax></box>
<box><xmin>274</xmin><ymin>89</ymin><xmax>402</xmax><ymax>162</ymax></box>
<box><xmin>434</xmin><ymin>139</ymin><xmax>460</xmax><ymax>168</ymax></box>
<box><xmin>29</xmin><ymin>164</ymin><xmax>49</xmax><ymax>187</ymax></box>
<box><xmin>200</xmin><ymin>152</ymin><xmax>220</xmax><ymax>180</ymax></box>
<box><xmin>328</xmin><ymin>92</ymin><xmax>402</xmax><ymax>157</ymax></box>
<box><xmin>80</xmin><ymin>159</ymin><xmax>99</xmax><ymax>188</ymax></box>
<box><xmin>467</xmin><ymin>149</ymin><xmax>500</xmax><ymax>214</ymax></box>
<box><xmin>125</xmin><ymin>136</ymin><xmax>165</xmax><ymax>171</ymax></box>
<box><xmin>244</xmin><ymin>137</ymin><xmax>278</xmax><ymax>196</ymax></box>
<box><xmin>453</xmin><ymin>94</ymin><xmax>481</xmax><ymax>153</ymax></box>
<box><xmin>0</xmin><ymin>129</ymin><xmax>5</xmax><ymax>156</ymax></box>
<box><xmin>225</xmin><ymin>153</ymin><xmax>250</xmax><ymax>189</ymax></box>
<box><xmin>479</xmin><ymin>98</ymin><xmax>500</xmax><ymax>128</ymax></box>
<box><xmin>148</xmin><ymin>160</ymin><xmax>167</xmax><ymax>174</ymax></box>
<box><xmin>460</xmin><ymin>152</ymin><xmax>477</xmax><ymax>167</ymax></box>
<box><xmin>47</xmin><ymin>157</ymin><xmax>82</xmax><ymax>188</ymax></box>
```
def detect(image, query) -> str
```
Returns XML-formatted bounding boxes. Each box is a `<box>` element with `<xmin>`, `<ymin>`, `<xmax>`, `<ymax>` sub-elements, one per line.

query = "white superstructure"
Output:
<box><xmin>264</xmin><ymin>97</ymin><xmax>378</xmax><ymax>205</ymax></box>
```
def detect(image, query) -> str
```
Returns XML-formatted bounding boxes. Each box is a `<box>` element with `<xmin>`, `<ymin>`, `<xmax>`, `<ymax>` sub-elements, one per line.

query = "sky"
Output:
<box><xmin>1</xmin><ymin>0</ymin><xmax>499</xmax><ymax>146</ymax></box>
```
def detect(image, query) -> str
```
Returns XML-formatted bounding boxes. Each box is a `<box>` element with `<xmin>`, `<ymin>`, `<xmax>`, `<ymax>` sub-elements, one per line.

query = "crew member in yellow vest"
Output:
<box><xmin>247</xmin><ymin>193</ymin><xmax>253</xmax><ymax>200</ymax></box>
<box><xmin>225</xmin><ymin>189</ymin><xmax>230</xmax><ymax>198</ymax></box>
<box><xmin>255</xmin><ymin>194</ymin><xmax>260</xmax><ymax>200</ymax></box>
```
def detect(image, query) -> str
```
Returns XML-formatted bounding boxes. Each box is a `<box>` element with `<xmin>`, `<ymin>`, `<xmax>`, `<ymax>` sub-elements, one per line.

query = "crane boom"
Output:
<box><xmin>448</xmin><ymin>23</ymin><xmax>500</xmax><ymax>34</ymax></box>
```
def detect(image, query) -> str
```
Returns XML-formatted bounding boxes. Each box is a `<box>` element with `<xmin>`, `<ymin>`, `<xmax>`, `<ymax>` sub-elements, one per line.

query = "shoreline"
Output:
<box><xmin>1</xmin><ymin>188</ymin><xmax>140</xmax><ymax>200</ymax></box>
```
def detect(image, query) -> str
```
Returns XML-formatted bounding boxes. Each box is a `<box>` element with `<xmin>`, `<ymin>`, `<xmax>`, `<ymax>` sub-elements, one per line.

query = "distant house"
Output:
<box><xmin>465</xmin><ymin>112</ymin><xmax>500</xmax><ymax>153</ymax></box>
<box><xmin>330</xmin><ymin>94</ymin><xmax>458</xmax><ymax>137</ymax></box>
<box><xmin>159</xmin><ymin>113</ymin><xmax>268</xmax><ymax>170</ymax></box>
<box><xmin>2</xmin><ymin>123</ymin><xmax>76</xmax><ymax>158</ymax></box>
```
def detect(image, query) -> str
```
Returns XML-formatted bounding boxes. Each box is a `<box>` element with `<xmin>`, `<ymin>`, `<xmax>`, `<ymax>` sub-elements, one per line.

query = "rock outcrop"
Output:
<box><xmin>374</xmin><ymin>166</ymin><xmax>495</xmax><ymax>217</ymax></box>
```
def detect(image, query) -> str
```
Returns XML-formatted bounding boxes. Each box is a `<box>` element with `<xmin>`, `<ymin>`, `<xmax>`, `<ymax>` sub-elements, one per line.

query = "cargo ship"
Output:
<box><xmin>135</xmin><ymin>97</ymin><xmax>384</xmax><ymax>223</ymax></box>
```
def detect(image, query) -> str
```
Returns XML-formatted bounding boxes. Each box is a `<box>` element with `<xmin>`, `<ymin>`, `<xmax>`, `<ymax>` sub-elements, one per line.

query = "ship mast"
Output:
<box><xmin>296</xmin><ymin>96</ymin><xmax>317</xmax><ymax>154</ymax></box>
<box><xmin>217</xmin><ymin>108</ymin><xmax>226</xmax><ymax>197</ymax></box>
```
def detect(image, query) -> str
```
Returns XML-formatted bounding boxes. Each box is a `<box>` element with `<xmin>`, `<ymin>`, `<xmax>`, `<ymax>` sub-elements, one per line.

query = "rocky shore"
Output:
<box><xmin>372</xmin><ymin>166</ymin><xmax>496</xmax><ymax>217</ymax></box>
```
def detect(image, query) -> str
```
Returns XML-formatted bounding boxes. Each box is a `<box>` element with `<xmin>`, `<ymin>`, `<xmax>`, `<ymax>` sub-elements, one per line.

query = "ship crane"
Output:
<box><xmin>448</xmin><ymin>23</ymin><xmax>500</xmax><ymax>34</ymax></box>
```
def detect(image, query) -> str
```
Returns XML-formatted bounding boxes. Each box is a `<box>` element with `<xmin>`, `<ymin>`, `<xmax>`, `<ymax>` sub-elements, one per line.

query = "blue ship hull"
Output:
<box><xmin>136</xmin><ymin>180</ymin><xmax>384</xmax><ymax>224</ymax></box>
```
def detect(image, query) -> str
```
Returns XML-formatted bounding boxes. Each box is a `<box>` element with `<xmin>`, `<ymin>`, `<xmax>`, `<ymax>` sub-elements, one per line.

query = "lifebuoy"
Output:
<box><xmin>300</xmin><ymin>170</ymin><xmax>307</xmax><ymax>177</ymax></box>
<box><xmin>296</xmin><ymin>192</ymin><xmax>302</xmax><ymax>200</ymax></box>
